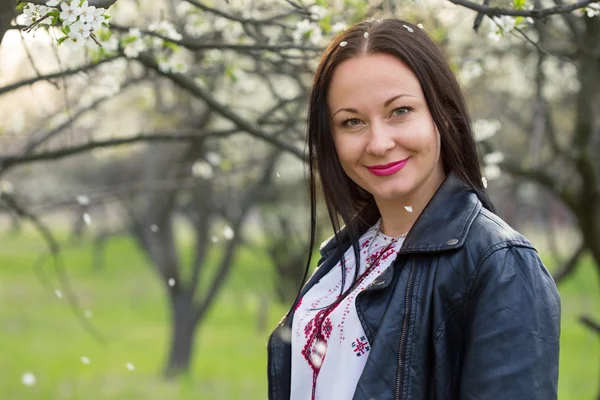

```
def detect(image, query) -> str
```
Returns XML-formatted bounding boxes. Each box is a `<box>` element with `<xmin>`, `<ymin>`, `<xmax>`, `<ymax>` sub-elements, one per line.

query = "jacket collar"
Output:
<box><xmin>319</xmin><ymin>171</ymin><xmax>483</xmax><ymax>258</ymax></box>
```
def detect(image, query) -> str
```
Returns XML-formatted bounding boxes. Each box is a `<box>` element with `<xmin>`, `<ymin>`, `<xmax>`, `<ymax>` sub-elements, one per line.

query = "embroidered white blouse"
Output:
<box><xmin>290</xmin><ymin>219</ymin><xmax>405</xmax><ymax>400</ymax></box>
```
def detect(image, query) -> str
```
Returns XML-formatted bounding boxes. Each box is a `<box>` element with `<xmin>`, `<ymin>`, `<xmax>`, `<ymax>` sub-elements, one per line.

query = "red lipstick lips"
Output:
<box><xmin>367</xmin><ymin>158</ymin><xmax>409</xmax><ymax>177</ymax></box>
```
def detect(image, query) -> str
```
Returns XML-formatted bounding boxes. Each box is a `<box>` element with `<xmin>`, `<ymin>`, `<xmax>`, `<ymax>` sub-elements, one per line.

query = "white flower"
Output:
<box><xmin>70</xmin><ymin>20</ymin><xmax>91</xmax><ymax>38</ymax></box>
<box><xmin>223</xmin><ymin>226</ymin><xmax>234</xmax><ymax>240</ymax></box>
<box><xmin>472</xmin><ymin>119</ymin><xmax>501</xmax><ymax>142</ymax></box>
<box><xmin>79</xmin><ymin>5</ymin><xmax>97</xmax><ymax>23</ymax></box>
<box><xmin>90</xmin><ymin>8</ymin><xmax>107</xmax><ymax>30</ymax></box>
<box><xmin>331</xmin><ymin>22</ymin><xmax>346</xmax><ymax>34</ymax></box>
<box><xmin>76</xmin><ymin>195</ymin><xmax>89</xmax><ymax>205</ymax></box>
<box><xmin>483</xmin><ymin>151</ymin><xmax>505</xmax><ymax>165</ymax></box>
<box><xmin>293</xmin><ymin>19</ymin><xmax>316</xmax><ymax>44</ymax></box>
<box><xmin>46</xmin><ymin>0</ymin><xmax>61</xmax><ymax>6</ymax></box>
<box><xmin>21</xmin><ymin>372</ymin><xmax>36</xmax><ymax>386</ymax></box>
<box><xmin>585</xmin><ymin>3</ymin><xmax>600</xmax><ymax>17</ymax></box>
<box><xmin>123</xmin><ymin>37</ymin><xmax>147</xmax><ymax>58</ymax></box>
<box><xmin>308</xmin><ymin>5</ymin><xmax>327</xmax><ymax>21</ymax></box>
<box><xmin>60</xmin><ymin>0</ymin><xmax>83</xmax><ymax>24</ymax></box>
<box><xmin>191</xmin><ymin>160</ymin><xmax>213</xmax><ymax>178</ymax></box>
<box><xmin>149</xmin><ymin>20</ymin><xmax>183</xmax><ymax>41</ymax></box>
<box><xmin>484</xmin><ymin>164</ymin><xmax>502</xmax><ymax>180</ymax></box>
<box><xmin>205</xmin><ymin>152</ymin><xmax>221</xmax><ymax>166</ymax></box>
<box><xmin>100</xmin><ymin>35</ymin><xmax>119</xmax><ymax>52</ymax></box>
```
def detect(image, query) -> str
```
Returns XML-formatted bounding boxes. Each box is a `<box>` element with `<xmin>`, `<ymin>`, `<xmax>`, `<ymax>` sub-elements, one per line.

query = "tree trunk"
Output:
<box><xmin>164</xmin><ymin>291</ymin><xmax>198</xmax><ymax>378</ymax></box>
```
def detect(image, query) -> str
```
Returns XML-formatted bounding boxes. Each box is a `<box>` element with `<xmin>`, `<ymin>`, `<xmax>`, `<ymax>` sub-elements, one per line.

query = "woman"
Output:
<box><xmin>267</xmin><ymin>18</ymin><xmax>560</xmax><ymax>400</ymax></box>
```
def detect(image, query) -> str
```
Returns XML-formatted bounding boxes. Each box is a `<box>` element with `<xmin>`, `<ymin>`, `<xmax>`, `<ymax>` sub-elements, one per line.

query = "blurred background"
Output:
<box><xmin>0</xmin><ymin>0</ymin><xmax>599</xmax><ymax>399</ymax></box>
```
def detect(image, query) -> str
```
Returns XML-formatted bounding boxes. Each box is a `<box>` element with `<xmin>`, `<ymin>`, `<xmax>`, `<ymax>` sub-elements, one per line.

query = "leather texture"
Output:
<box><xmin>267</xmin><ymin>171</ymin><xmax>561</xmax><ymax>400</ymax></box>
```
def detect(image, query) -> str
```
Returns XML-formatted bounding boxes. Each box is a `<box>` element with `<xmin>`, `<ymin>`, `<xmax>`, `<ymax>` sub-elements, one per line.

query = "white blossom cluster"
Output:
<box><xmin>20</xmin><ymin>0</ymin><xmax>109</xmax><ymax>50</ymax></box>
<box><xmin>584</xmin><ymin>2</ymin><xmax>600</xmax><ymax>17</ymax></box>
<box><xmin>488</xmin><ymin>15</ymin><xmax>533</xmax><ymax>41</ymax></box>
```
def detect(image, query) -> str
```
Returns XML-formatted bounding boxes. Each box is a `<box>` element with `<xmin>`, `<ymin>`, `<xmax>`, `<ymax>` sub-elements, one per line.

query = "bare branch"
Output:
<box><xmin>19</xmin><ymin>76</ymin><xmax>145</xmax><ymax>157</ymax></box>
<box><xmin>109</xmin><ymin>23</ymin><xmax>320</xmax><ymax>53</ymax></box>
<box><xmin>0</xmin><ymin>192</ymin><xmax>106</xmax><ymax>343</ymax></box>
<box><xmin>580</xmin><ymin>315</ymin><xmax>600</xmax><ymax>334</ymax></box>
<box><xmin>0</xmin><ymin>55</ymin><xmax>120</xmax><ymax>96</ymax></box>
<box><xmin>26</xmin><ymin>0</ymin><xmax>118</xmax><ymax>7</ymax></box>
<box><xmin>551</xmin><ymin>242</ymin><xmax>586</xmax><ymax>284</ymax></box>
<box><xmin>447</xmin><ymin>0</ymin><xmax>597</xmax><ymax>18</ymax></box>
<box><xmin>0</xmin><ymin>129</ymin><xmax>238</xmax><ymax>169</ymax></box>
<box><xmin>184</xmin><ymin>0</ymin><xmax>295</xmax><ymax>26</ymax></box>
<box><xmin>135</xmin><ymin>53</ymin><xmax>304</xmax><ymax>160</ymax></box>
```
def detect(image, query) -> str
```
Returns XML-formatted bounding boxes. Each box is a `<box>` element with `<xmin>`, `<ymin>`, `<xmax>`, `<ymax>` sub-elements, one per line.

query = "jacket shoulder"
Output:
<box><xmin>466</xmin><ymin>207</ymin><xmax>535</xmax><ymax>256</ymax></box>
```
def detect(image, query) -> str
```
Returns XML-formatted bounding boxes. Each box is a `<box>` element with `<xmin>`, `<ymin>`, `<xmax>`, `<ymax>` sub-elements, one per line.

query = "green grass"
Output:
<box><xmin>0</xmin><ymin>231</ymin><xmax>599</xmax><ymax>399</ymax></box>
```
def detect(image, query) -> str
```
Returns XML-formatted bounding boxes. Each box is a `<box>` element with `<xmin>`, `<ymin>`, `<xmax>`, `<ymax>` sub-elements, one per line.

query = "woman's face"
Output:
<box><xmin>327</xmin><ymin>52</ymin><xmax>445</xmax><ymax>204</ymax></box>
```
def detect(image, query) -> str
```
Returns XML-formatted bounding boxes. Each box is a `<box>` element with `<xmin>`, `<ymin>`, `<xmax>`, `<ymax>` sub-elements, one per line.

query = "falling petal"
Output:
<box><xmin>76</xmin><ymin>195</ymin><xmax>90</xmax><ymax>205</ymax></box>
<box><xmin>211</xmin><ymin>236</ymin><xmax>219</xmax><ymax>243</ymax></box>
<box><xmin>205</xmin><ymin>152</ymin><xmax>221</xmax><ymax>166</ymax></box>
<box><xmin>21</xmin><ymin>372</ymin><xmax>36</xmax><ymax>386</ymax></box>
<box><xmin>126</xmin><ymin>362</ymin><xmax>135</xmax><ymax>371</ymax></box>
<box><xmin>83</xmin><ymin>213</ymin><xmax>91</xmax><ymax>226</ymax></box>
<box><xmin>0</xmin><ymin>180</ymin><xmax>14</xmax><ymax>194</ymax></box>
<box><xmin>278</xmin><ymin>326</ymin><xmax>292</xmax><ymax>343</ymax></box>
<box><xmin>417</xmin><ymin>23</ymin><xmax>424</xmax><ymax>29</ymax></box>
<box><xmin>191</xmin><ymin>160</ymin><xmax>214</xmax><ymax>179</ymax></box>
<box><xmin>363</xmin><ymin>32</ymin><xmax>369</xmax><ymax>38</ymax></box>
<box><xmin>80</xmin><ymin>356</ymin><xmax>90</xmax><ymax>364</ymax></box>
<box><xmin>482</xmin><ymin>177</ymin><xmax>488</xmax><ymax>188</ymax></box>
<box><xmin>339</xmin><ymin>41</ymin><xmax>347</xmax><ymax>47</ymax></box>
<box><xmin>55</xmin><ymin>289</ymin><xmax>63</xmax><ymax>299</ymax></box>
<box><xmin>403</xmin><ymin>24</ymin><xmax>414</xmax><ymax>33</ymax></box>
<box><xmin>150</xmin><ymin>224</ymin><xmax>159</xmax><ymax>232</ymax></box>
<box><xmin>84</xmin><ymin>310</ymin><xmax>93</xmax><ymax>319</ymax></box>
<box><xmin>276</xmin><ymin>173</ymin><xmax>280</xmax><ymax>178</ymax></box>
<box><xmin>404</xmin><ymin>206</ymin><xmax>413</xmax><ymax>213</ymax></box>
<box><xmin>168</xmin><ymin>278</ymin><xmax>175</xmax><ymax>287</ymax></box>
<box><xmin>223</xmin><ymin>226</ymin><xmax>234</xmax><ymax>240</ymax></box>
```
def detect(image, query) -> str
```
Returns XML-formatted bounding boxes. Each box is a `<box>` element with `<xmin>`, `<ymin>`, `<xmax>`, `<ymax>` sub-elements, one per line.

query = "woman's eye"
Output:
<box><xmin>392</xmin><ymin>107</ymin><xmax>412</xmax><ymax>117</ymax></box>
<box><xmin>341</xmin><ymin>118</ymin><xmax>363</xmax><ymax>128</ymax></box>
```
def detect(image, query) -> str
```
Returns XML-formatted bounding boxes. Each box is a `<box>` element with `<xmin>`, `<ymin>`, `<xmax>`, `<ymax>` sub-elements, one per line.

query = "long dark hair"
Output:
<box><xmin>298</xmin><ymin>18</ymin><xmax>492</xmax><ymax>307</ymax></box>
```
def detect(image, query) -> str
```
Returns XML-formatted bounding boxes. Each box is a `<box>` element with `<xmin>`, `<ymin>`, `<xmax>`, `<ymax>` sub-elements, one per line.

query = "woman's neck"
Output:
<box><xmin>375</xmin><ymin>170</ymin><xmax>446</xmax><ymax>238</ymax></box>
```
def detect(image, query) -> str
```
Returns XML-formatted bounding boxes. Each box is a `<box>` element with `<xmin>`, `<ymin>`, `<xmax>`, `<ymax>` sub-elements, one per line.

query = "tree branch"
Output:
<box><xmin>580</xmin><ymin>315</ymin><xmax>600</xmax><ymax>335</ymax></box>
<box><xmin>135</xmin><ymin>53</ymin><xmax>304</xmax><ymax>160</ymax></box>
<box><xmin>551</xmin><ymin>242</ymin><xmax>586</xmax><ymax>284</ymax></box>
<box><xmin>109</xmin><ymin>23</ymin><xmax>320</xmax><ymax>53</ymax></box>
<box><xmin>0</xmin><ymin>55</ymin><xmax>120</xmax><ymax>96</ymax></box>
<box><xmin>447</xmin><ymin>0</ymin><xmax>597</xmax><ymax>18</ymax></box>
<box><xmin>26</xmin><ymin>0</ymin><xmax>119</xmax><ymax>7</ymax></box>
<box><xmin>0</xmin><ymin>129</ymin><xmax>238</xmax><ymax>169</ymax></box>
<box><xmin>0</xmin><ymin>192</ymin><xmax>106</xmax><ymax>343</ymax></box>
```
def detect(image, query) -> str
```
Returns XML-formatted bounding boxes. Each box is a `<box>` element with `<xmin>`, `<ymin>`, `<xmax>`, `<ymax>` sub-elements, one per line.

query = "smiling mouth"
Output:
<box><xmin>366</xmin><ymin>157</ymin><xmax>410</xmax><ymax>177</ymax></box>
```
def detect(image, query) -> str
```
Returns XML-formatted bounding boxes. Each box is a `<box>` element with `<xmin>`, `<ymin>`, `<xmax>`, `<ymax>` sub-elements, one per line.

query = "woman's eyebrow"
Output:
<box><xmin>332</xmin><ymin>93</ymin><xmax>418</xmax><ymax>117</ymax></box>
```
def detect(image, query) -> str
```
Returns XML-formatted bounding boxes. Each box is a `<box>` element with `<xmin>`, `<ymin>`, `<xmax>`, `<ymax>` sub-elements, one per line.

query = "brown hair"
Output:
<box><xmin>300</xmin><ymin>18</ymin><xmax>492</xmax><ymax>305</ymax></box>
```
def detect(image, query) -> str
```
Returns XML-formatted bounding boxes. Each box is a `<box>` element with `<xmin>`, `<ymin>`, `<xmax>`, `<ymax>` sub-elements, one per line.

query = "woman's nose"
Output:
<box><xmin>365</xmin><ymin>122</ymin><xmax>395</xmax><ymax>156</ymax></box>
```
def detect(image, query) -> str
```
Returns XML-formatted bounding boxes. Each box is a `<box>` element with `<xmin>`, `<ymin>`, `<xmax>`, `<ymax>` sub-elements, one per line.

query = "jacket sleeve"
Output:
<box><xmin>459</xmin><ymin>244</ymin><xmax>561</xmax><ymax>400</ymax></box>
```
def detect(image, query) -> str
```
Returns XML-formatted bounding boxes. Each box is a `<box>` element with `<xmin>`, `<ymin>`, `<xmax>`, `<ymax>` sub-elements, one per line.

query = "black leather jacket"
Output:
<box><xmin>267</xmin><ymin>172</ymin><xmax>561</xmax><ymax>400</ymax></box>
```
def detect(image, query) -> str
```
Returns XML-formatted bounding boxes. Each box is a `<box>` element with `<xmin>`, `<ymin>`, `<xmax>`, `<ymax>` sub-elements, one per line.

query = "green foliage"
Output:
<box><xmin>513</xmin><ymin>0</ymin><xmax>527</xmax><ymax>10</ymax></box>
<box><xmin>0</xmin><ymin>232</ymin><xmax>598</xmax><ymax>399</ymax></box>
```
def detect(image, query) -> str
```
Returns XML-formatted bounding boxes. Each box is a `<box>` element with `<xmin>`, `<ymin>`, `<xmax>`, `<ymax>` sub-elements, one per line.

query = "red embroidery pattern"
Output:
<box><xmin>298</xmin><ymin>238</ymin><xmax>399</xmax><ymax>400</ymax></box>
<box><xmin>352</xmin><ymin>336</ymin><xmax>370</xmax><ymax>356</ymax></box>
